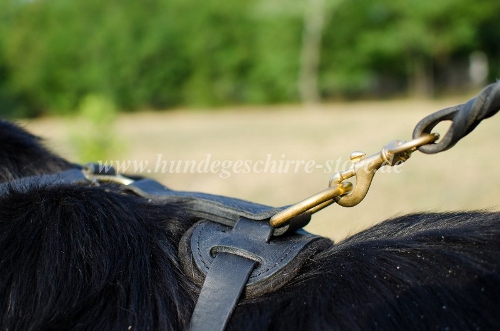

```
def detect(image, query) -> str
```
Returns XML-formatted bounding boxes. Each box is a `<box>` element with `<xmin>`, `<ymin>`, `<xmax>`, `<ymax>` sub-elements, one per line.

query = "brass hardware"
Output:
<box><xmin>330</xmin><ymin>133</ymin><xmax>439</xmax><ymax>207</ymax></box>
<box><xmin>80</xmin><ymin>134</ymin><xmax>438</xmax><ymax>230</ymax></box>
<box><xmin>269</xmin><ymin>182</ymin><xmax>353</xmax><ymax>228</ymax></box>
<box><xmin>350</xmin><ymin>151</ymin><xmax>366</xmax><ymax>163</ymax></box>
<box><xmin>269</xmin><ymin>133</ymin><xmax>438</xmax><ymax>228</ymax></box>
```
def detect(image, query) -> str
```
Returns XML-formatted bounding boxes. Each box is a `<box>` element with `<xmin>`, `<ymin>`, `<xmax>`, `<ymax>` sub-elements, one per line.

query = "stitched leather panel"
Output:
<box><xmin>179</xmin><ymin>218</ymin><xmax>332</xmax><ymax>298</ymax></box>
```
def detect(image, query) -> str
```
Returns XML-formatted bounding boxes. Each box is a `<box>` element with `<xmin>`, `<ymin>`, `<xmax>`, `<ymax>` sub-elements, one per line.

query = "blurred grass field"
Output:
<box><xmin>20</xmin><ymin>97</ymin><xmax>500</xmax><ymax>242</ymax></box>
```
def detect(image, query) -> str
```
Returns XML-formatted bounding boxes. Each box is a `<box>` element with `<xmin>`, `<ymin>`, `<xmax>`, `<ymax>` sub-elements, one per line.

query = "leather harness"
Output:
<box><xmin>0</xmin><ymin>165</ymin><xmax>332</xmax><ymax>331</ymax></box>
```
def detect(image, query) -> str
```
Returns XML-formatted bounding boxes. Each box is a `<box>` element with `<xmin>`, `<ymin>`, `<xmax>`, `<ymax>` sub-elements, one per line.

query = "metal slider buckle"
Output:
<box><xmin>82</xmin><ymin>163</ymin><xmax>135</xmax><ymax>186</ymax></box>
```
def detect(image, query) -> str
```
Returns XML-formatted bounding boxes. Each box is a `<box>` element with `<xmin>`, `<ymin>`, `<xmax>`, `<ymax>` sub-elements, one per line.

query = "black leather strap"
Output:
<box><xmin>182</xmin><ymin>217</ymin><xmax>332</xmax><ymax>331</ymax></box>
<box><xmin>183</xmin><ymin>219</ymin><xmax>330</xmax><ymax>297</ymax></box>
<box><xmin>0</xmin><ymin>169</ymin><xmax>88</xmax><ymax>194</ymax></box>
<box><xmin>189</xmin><ymin>252</ymin><xmax>256</xmax><ymax>331</ymax></box>
<box><xmin>123</xmin><ymin>178</ymin><xmax>310</xmax><ymax>236</ymax></box>
<box><xmin>413</xmin><ymin>82</ymin><xmax>500</xmax><ymax>154</ymax></box>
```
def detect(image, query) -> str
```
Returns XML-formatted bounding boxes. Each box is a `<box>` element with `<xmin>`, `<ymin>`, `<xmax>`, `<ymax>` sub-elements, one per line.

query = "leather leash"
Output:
<box><xmin>414</xmin><ymin>82</ymin><xmax>500</xmax><ymax>154</ymax></box>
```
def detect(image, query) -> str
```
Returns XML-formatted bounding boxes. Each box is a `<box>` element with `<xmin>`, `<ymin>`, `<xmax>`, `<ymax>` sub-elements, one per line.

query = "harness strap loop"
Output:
<box><xmin>180</xmin><ymin>217</ymin><xmax>332</xmax><ymax>330</ymax></box>
<box><xmin>189</xmin><ymin>252</ymin><xmax>256</xmax><ymax>331</ymax></box>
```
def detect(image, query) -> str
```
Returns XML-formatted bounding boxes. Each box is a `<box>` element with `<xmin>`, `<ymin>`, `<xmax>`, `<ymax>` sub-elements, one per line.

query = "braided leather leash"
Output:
<box><xmin>414</xmin><ymin>82</ymin><xmax>500</xmax><ymax>154</ymax></box>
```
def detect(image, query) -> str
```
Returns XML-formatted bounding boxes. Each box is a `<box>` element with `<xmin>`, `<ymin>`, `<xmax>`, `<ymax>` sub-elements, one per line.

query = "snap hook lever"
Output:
<box><xmin>330</xmin><ymin>133</ymin><xmax>439</xmax><ymax>207</ymax></box>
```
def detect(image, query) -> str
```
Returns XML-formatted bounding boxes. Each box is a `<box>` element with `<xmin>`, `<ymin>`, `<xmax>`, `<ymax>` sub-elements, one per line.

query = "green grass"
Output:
<box><xmin>22</xmin><ymin>97</ymin><xmax>500</xmax><ymax>242</ymax></box>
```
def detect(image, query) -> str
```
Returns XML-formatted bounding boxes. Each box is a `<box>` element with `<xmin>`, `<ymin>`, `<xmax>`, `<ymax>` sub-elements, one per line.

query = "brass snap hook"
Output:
<box><xmin>270</xmin><ymin>133</ymin><xmax>438</xmax><ymax>228</ymax></box>
<box><xmin>269</xmin><ymin>182</ymin><xmax>353</xmax><ymax>228</ymax></box>
<box><xmin>330</xmin><ymin>133</ymin><xmax>439</xmax><ymax>207</ymax></box>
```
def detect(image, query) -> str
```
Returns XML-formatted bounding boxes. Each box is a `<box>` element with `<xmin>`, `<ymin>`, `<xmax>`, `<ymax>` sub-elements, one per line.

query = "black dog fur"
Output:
<box><xmin>1</xmin><ymin>119</ymin><xmax>499</xmax><ymax>330</ymax></box>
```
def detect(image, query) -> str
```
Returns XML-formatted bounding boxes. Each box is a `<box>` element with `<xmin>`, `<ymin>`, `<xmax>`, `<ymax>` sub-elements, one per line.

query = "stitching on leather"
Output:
<box><xmin>194</xmin><ymin>222</ymin><xmax>312</xmax><ymax>281</ymax></box>
<box><xmin>195</xmin><ymin>222</ymin><xmax>212</xmax><ymax>269</ymax></box>
<box><xmin>249</xmin><ymin>241</ymin><xmax>301</xmax><ymax>279</ymax></box>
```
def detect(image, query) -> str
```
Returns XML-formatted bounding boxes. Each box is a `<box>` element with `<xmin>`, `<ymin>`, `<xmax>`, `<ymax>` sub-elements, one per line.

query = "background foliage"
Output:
<box><xmin>0</xmin><ymin>0</ymin><xmax>499</xmax><ymax>117</ymax></box>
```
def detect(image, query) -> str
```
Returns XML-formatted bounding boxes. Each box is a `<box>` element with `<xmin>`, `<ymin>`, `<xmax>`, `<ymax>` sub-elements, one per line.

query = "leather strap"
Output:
<box><xmin>189</xmin><ymin>252</ymin><xmax>256</xmax><ymax>331</ymax></box>
<box><xmin>182</xmin><ymin>217</ymin><xmax>332</xmax><ymax>331</ymax></box>
<box><xmin>123</xmin><ymin>178</ymin><xmax>310</xmax><ymax>236</ymax></box>
<box><xmin>0</xmin><ymin>169</ymin><xmax>88</xmax><ymax>194</ymax></box>
<box><xmin>182</xmin><ymin>219</ymin><xmax>330</xmax><ymax>297</ymax></box>
<box><xmin>188</xmin><ymin>217</ymin><xmax>269</xmax><ymax>331</ymax></box>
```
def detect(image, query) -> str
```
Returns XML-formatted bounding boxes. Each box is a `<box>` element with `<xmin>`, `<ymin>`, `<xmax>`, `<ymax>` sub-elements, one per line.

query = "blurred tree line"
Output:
<box><xmin>0</xmin><ymin>0</ymin><xmax>499</xmax><ymax>117</ymax></box>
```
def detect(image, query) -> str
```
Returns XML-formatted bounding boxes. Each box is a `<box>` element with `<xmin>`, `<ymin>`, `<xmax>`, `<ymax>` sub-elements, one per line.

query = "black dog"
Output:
<box><xmin>1</xmin><ymin>120</ymin><xmax>499</xmax><ymax>331</ymax></box>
